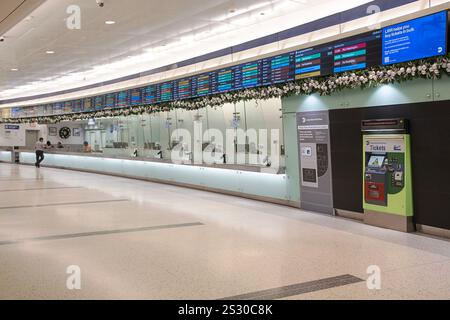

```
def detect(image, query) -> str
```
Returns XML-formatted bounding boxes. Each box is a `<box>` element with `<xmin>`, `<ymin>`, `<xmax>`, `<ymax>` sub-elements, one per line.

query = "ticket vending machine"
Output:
<box><xmin>362</xmin><ymin>119</ymin><xmax>414</xmax><ymax>232</ymax></box>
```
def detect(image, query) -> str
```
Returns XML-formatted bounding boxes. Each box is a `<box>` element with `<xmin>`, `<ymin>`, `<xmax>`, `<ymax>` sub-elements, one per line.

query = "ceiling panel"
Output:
<box><xmin>0</xmin><ymin>0</ymin><xmax>378</xmax><ymax>100</ymax></box>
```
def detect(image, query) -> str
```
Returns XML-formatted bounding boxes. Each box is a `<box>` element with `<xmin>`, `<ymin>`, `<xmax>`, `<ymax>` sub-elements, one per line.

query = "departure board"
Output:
<box><xmin>333</xmin><ymin>30</ymin><xmax>382</xmax><ymax>73</ymax></box>
<box><xmin>159</xmin><ymin>82</ymin><xmax>174</xmax><ymax>102</ymax></box>
<box><xmin>237</xmin><ymin>61</ymin><xmax>262</xmax><ymax>89</ymax></box>
<box><xmin>105</xmin><ymin>93</ymin><xmax>115</xmax><ymax>109</ymax></box>
<box><xmin>295</xmin><ymin>44</ymin><xmax>334</xmax><ymax>79</ymax></box>
<box><xmin>143</xmin><ymin>85</ymin><xmax>157</xmax><ymax>104</ymax></box>
<box><xmin>9</xmin><ymin>11</ymin><xmax>449</xmax><ymax>119</ymax></box>
<box><xmin>213</xmin><ymin>68</ymin><xmax>234</xmax><ymax>93</ymax></box>
<box><xmin>53</xmin><ymin>102</ymin><xmax>63</xmax><ymax>114</ymax></box>
<box><xmin>262</xmin><ymin>53</ymin><xmax>296</xmax><ymax>85</ymax></box>
<box><xmin>73</xmin><ymin>100</ymin><xmax>82</xmax><ymax>113</ymax></box>
<box><xmin>130</xmin><ymin>88</ymin><xmax>142</xmax><ymax>105</ymax></box>
<box><xmin>44</xmin><ymin>104</ymin><xmax>53</xmax><ymax>115</ymax></box>
<box><xmin>94</xmin><ymin>96</ymin><xmax>104</xmax><ymax>111</ymax></box>
<box><xmin>175</xmin><ymin>78</ymin><xmax>192</xmax><ymax>100</ymax></box>
<box><xmin>116</xmin><ymin>91</ymin><xmax>129</xmax><ymax>108</ymax></box>
<box><xmin>83</xmin><ymin>97</ymin><xmax>94</xmax><ymax>112</ymax></box>
<box><xmin>195</xmin><ymin>73</ymin><xmax>211</xmax><ymax>97</ymax></box>
<box><xmin>64</xmin><ymin>101</ymin><xmax>73</xmax><ymax>114</ymax></box>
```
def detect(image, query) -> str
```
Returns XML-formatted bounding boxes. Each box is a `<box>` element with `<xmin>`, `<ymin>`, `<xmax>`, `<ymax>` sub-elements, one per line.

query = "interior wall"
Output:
<box><xmin>281</xmin><ymin>74</ymin><xmax>450</xmax><ymax>230</ymax></box>
<box><xmin>46</xmin><ymin>123</ymin><xmax>85</xmax><ymax>146</ymax></box>
<box><xmin>0</xmin><ymin>123</ymin><xmax>46</xmax><ymax>147</ymax></box>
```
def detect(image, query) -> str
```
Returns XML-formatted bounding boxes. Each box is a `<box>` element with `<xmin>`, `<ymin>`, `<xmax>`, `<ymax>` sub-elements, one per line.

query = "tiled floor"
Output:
<box><xmin>0</xmin><ymin>163</ymin><xmax>449</xmax><ymax>300</ymax></box>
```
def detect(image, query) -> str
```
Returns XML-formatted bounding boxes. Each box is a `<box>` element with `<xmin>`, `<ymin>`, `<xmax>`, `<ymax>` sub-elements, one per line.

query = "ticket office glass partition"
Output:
<box><xmin>81</xmin><ymin>98</ymin><xmax>284</xmax><ymax>168</ymax></box>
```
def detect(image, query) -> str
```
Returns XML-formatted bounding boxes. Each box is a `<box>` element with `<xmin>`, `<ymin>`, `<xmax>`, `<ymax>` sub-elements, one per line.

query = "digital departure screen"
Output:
<box><xmin>195</xmin><ymin>73</ymin><xmax>211</xmax><ymax>97</ymax></box>
<box><xmin>116</xmin><ymin>91</ymin><xmax>129</xmax><ymax>108</ymax></box>
<box><xmin>295</xmin><ymin>45</ymin><xmax>334</xmax><ymax>79</ymax></box>
<box><xmin>44</xmin><ymin>104</ymin><xmax>53</xmax><ymax>115</ymax></box>
<box><xmin>105</xmin><ymin>93</ymin><xmax>115</xmax><ymax>109</ymax></box>
<box><xmin>262</xmin><ymin>53</ymin><xmax>296</xmax><ymax>85</ymax></box>
<box><xmin>73</xmin><ymin>100</ymin><xmax>82</xmax><ymax>113</ymax></box>
<box><xmin>130</xmin><ymin>88</ymin><xmax>142</xmax><ymax>106</ymax></box>
<box><xmin>63</xmin><ymin>101</ymin><xmax>73</xmax><ymax>114</ymax></box>
<box><xmin>143</xmin><ymin>85</ymin><xmax>157</xmax><ymax>104</ymax></box>
<box><xmin>83</xmin><ymin>97</ymin><xmax>94</xmax><ymax>112</ymax></box>
<box><xmin>94</xmin><ymin>96</ymin><xmax>104</xmax><ymax>111</ymax></box>
<box><xmin>53</xmin><ymin>102</ymin><xmax>63</xmax><ymax>114</ymax></box>
<box><xmin>175</xmin><ymin>78</ymin><xmax>192</xmax><ymax>100</ymax></box>
<box><xmin>334</xmin><ymin>30</ymin><xmax>382</xmax><ymax>73</ymax></box>
<box><xmin>236</xmin><ymin>61</ymin><xmax>262</xmax><ymax>89</ymax></box>
<box><xmin>382</xmin><ymin>11</ymin><xmax>448</xmax><ymax>65</ymax></box>
<box><xmin>11</xmin><ymin>11</ymin><xmax>449</xmax><ymax>118</ymax></box>
<box><xmin>212</xmin><ymin>68</ymin><xmax>234</xmax><ymax>93</ymax></box>
<box><xmin>159</xmin><ymin>82</ymin><xmax>174</xmax><ymax>102</ymax></box>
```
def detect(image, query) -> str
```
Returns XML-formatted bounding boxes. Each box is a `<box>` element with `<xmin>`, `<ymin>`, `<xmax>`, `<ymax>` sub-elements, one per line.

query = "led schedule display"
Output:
<box><xmin>237</xmin><ymin>61</ymin><xmax>262</xmax><ymax>89</ymax></box>
<box><xmin>64</xmin><ymin>101</ymin><xmax>73</xmax><ymax>114</ymax></box>
<box><xmin>105</xmin><ymin>93</ymin><xmax>115</xmax><ymax>109</ymax></box>
<box><xmin>116</xmin><ymin>91</ymin><xmax>129</xmax><ymax>108</ymax></box>
<box><xmin>94</xmin><ymin>96</ymin><xmax>104</xmax><ymax>111</ymax></box>
<box><xmin>143</xmin><ymin>85</ymin><xmax>157</xmax><ymax>104</ymax></box>
<box><xmin>295</xmin><ymin>45</ymin><xmax>334</xmax><ymax>79</ymax></box>
<box><xmin>333</xmin><ymin>30</ymin><xmax>382</xmax><ymax>73</ymax></box>
<box><xmin>83</xmin><ymin>97</ymin><xmax>94</xmax><ymax>112</ymax></box>
<box><xmin>262</xmin><ymin>53</ymin><xmax>296</xmax><ymax>85</ymax></box>
<box><xmin>213</xmin><ymin>68</ymin><xmax>234</xmax><ymax>93</ymax></box>
<box><xmin>130</xmin><ymin>88</ymin><xmax>142</xmax><ymax>105</ymax></box>
<box><xmin>195</xmin><ymin>74</ymin><xmax>211</xmax><ymax>96</ymax></box>
<box><xmin>10</xmin><ymin>11</ymin><xmax>448</xmax><ymax>118</ymax></box>
<box><xmin>175</xmin><ymin>78</ymin><xmax>192</xmax><ymax>100</ymax></box>
<box><xmin>159</xmin><ymin>82</ymin><xmax>174</xmax><ymax>102</ymax></box>
<box><xmin>73</xmin><ymin>100</ymin><xmax>82</xmax><ymax>113</ymax></box>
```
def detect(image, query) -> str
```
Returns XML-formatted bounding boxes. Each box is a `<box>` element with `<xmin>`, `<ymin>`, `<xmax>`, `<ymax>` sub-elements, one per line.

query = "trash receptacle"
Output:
<box><xmin>13</xmin><ymin>147</ymin><xmax>20</xmax><ymax>163</ymax></box>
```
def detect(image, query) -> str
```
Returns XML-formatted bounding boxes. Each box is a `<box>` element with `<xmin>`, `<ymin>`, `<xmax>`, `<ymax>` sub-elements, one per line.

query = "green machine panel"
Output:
<box><xmin>362</xmin><ymin>119</ymin><xmax>414</xmax><ymax>232</ymax></box>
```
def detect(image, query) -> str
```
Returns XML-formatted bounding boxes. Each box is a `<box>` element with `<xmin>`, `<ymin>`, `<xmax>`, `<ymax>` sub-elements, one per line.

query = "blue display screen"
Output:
<box><xmin>116</xmin><ymin>91</ymin><xmax>129</xmax><ymax>108</ymax></box>
<box><xmin>382</xmin><ymin>11</ymin><xmax>447</xmax><ymax>65</ymax></box>
<box><xmin>130</xmin><ymin>88</ymin><xmax>142</xmax><ymax>105</ymax></box>
<box><xmin>143</xmin><ymin>85</ymin><xmax>157</xmax><ymax>104</ymax></box>
<box><xmin>174</xmin><ymin>78</ymin><xmax>192</xmax><ymax>100</ymax></box>
<box><xmin>94</xmin><ymin>96</ymin><xmax>104</xmax><ymax>111</ymax></box>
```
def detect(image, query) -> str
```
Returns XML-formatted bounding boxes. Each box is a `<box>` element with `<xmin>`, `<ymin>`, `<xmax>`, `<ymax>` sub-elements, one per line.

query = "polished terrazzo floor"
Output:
<box><xmin>0</xmin><ymin>162</ymin><xmax>449</xmax><ymax>300</ymax></box>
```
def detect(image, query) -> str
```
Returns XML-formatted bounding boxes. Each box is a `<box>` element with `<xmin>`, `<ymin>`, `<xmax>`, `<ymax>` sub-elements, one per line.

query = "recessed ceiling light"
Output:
<box><xmin>105</xmin><ymin>20</ymin><xmax>116</xmax><ymax>25</ymax></box>
<box><xmin>11</xmin><ymin>68</ymin><xmax>18</xmax><ymax>71</ymax></box>
<box><xmin>46</xmin><ymin>50</ymin><xmax>55</xmax><ymax>54</ymax></box>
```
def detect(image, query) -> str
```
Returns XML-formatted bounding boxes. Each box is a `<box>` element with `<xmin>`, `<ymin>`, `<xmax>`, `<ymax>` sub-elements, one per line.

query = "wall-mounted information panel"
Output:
<box><xmin>9</xmin><ymin>11</ymin><xmax>449</xmax><ymax>118</ymax></box>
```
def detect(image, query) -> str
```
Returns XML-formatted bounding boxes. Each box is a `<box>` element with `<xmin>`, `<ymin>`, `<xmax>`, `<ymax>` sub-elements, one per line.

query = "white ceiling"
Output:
<box><xmin>0</xmin><ymin>0</ymin><xmax>378</xmax><ymax>100</ymax></box>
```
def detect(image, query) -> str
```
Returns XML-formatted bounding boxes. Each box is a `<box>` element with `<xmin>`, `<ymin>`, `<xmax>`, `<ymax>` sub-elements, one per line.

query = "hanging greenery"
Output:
<box><xmin>2</xmin><ymin>54</ymin><xmax>450</xmax><ymax>125</ymax></box>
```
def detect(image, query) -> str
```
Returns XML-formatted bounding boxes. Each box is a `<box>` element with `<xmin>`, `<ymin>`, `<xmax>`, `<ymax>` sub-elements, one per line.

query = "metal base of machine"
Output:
<box><xmin>364</xmin><ymin>210</ymin><xmax>415</xmax><ymax>233</ymax></box>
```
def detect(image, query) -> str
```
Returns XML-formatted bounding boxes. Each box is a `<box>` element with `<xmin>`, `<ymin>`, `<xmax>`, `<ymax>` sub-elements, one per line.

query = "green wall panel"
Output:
<box><xmin>282</xmin><ymin>77</ymin><xmax>446</xmax><ymax>207</ymax></box>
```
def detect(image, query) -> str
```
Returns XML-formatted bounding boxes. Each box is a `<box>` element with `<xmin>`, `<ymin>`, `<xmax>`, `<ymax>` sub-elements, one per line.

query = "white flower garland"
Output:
<box><xmin>2</xmin><ymin>55</ymin><xmax>450</xmax><ymax>124</ymax></box>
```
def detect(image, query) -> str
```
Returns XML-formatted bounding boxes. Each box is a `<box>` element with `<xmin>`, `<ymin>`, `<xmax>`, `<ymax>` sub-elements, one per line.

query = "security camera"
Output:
<box><xmin>96</xmin><ymin>0</ymin><xmax>104</xmax><ymax>7</ymax></box>
<box><xmin>0</xmin><ymin>37</ymin><xmax>4</xmax><ymax>42</ymax></box>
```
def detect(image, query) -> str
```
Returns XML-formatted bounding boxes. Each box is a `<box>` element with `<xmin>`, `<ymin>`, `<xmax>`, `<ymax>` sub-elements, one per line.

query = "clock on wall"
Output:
<box><xmin>59</xmin><ymin>127</ymin><xmax>71</xmax><ymax>139</ymax></box>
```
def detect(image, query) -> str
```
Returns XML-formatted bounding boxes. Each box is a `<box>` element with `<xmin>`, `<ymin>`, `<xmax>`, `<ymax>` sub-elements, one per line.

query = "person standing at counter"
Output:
<box><xmin>83</xmin><ymin>141</ymin><xmax>92</xmax><ymax>153</ymax></box>
<box><xmin>35</xmin><ymin>138</ymin><xmax>45</xmax><ymax>168</ymax></box>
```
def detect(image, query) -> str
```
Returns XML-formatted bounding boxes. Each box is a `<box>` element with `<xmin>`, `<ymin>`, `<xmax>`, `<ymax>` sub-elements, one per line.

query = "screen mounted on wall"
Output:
<box><xmin>382</xmin><ymin>11</ymin><xmax>448</xmax><ymax>65</ymax></box>
<box><xmin>8</xmin><ymin>11</ymin><xmax>450</xmax><ymax>118</ymax></box>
